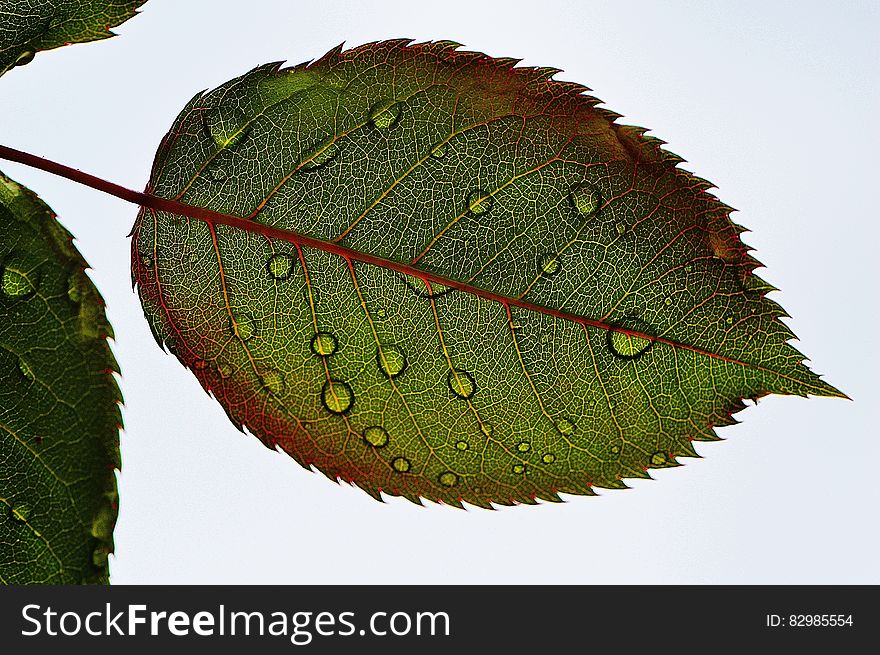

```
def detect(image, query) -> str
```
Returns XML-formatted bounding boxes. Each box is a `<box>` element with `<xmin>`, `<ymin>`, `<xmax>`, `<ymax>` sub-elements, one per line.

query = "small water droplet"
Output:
<box><xmin>14</xmin><ymin>50</ymin><xmax>35</xmax><ymax>67</ymax></box>
<box><xmin>447</xmin><ymin>368</ymin><xmax>476</xmax><ymax>400</ymax></box>
<box><xmin>610</xmin><ymin>444</ymin><xmax>621</xmax><ymax>455</ymax></box>
<box><xmin>369</xmin><ymin>100</ymin><xmax>402</xmax><ymax>129</ymax></box>
<box><xmin>542</xmin><ymin>453</ymin><xmax>556</xmax><ymax>464</ymax></box>
<box><xmin>374</xmin><ymin>307</ymin><xmax>387</xmax><ymax>319</ymax></box>
<box><xmin>392</xmin><ymin>456</ymin><xmax>411</xmax><ymax>473</ymax></box>
<box><xmin>192</xmin><ymin>358</ymin><xmax>208</xmax><ymax>371</ymax></box>
<box><xmin>517</xmin><ymin>440</ymin><xmax>531</xmax><ymax>453</ymax></box>
<box><xmin>538</xmin><ymin>253</ymin><xmax>561</xmax><ymax>278</ymax></box>
<box><xmin>664</xmin><ymin>297</ymin><xmax>673</xmax><ymax>306</ymax></box>
<box><xmin>376</xmin><ymin>344</ymin><xmax>407</xmax><ymax>379</ymax></box>
<box><xmin>479</xmin><ymin>422</ymin><xmax>494</xmax><ymax>438</ymax></box>
<box><xmin>230</xmin><ymin>312</ymin><xmax>256</xmax><ymax>341</ymax></box>
<box><xmin>438</xmin><ymin>471</ymin><xmax>458</xmax><ymax>487</ymax></box>
<box><xmin>650</xmin><ymin>451</ymin><xmax>668</xmax><ymax>466</ymax></box>
<box><xmin>569</xmin><ymin>182</ymin><xmax>601</xmax><ymax>217</ymax></box>
<box><xmin>9</xmin><ymin>504</ymin><xmax>30</xmax><ymax>522</ymax></box>
<box><xmin>217</xmin><ymin>362</ymin><xmax>232</xmax><ymax>378</ymax></box>
<box><xmin>140</xmin><ymin>252</ymin><xmax>154</xmax><ymax>270</ymax></box>
<box><xmin>320</xmin><ymin>379</ymin><xmax>353</xmax><ymax>415</ymax></box>
<box><xmin>725</xmin><ymin>316</ymin><xmax>734</xmax><ymax>325</ymax></box>
<box><xmin>466</xmin><ymin>189</ymin><xmax>494</xmax><ymax>215</ymax></box>
<box><xmin>2</xmin><ymin>265</ymin><xmax>37</xmax><ymax>299</ymax></box>
<box><xmin>310</xmin><ymin>331</ymin><xmax>338</xmax><ymax>356</ymax></box>
<box><xmin>206</xmin><ymin>165</ymin><xmax>228</xmax><ymax>182</ymax></box>
<box><xmin>430</xmin><ymin>142</ymin><xmax>448</xmax><ymax>158</ymax></box>
<box><xmin>363</xmin><ymin>426</ymin><xmax>389</xmax><ymax>448</ymax></box>
<box><xmin>455</xmin><ymin>440</ymin><xmax>469</xmax><ymax>451</ymax></box>
<box><xmin>404</xmin><ymin>277</ymin><xmax>453</xmax><ymax>299</ymax></box>
<box><xmin>512</xmin><ymin>464</ymin><xmax>526</xmax><ymax>475</ymax></box>
<box><xmin>260</xmin><ymin>369</ymin><xmax>286</xmax><ymax>395</ymax></box>
<box><xmin>204</xmin><ymin>105</ymin><xmax>249</xmax><ymax>148</ymax></box>
<box><xmin>607</xmin><ymin>322</ymin><xmax>653</xmax><ymax>360</ymax></box>
<box><xmin>18</xmin><ymin>358</ymin><xmax>34</xmax><ymax>382</ymax></box>
<box><xmin>615</xmin><ymin>221</ymin><xmax>628</xmax><ymax>235</ymax></box>
<box><xmin>301</xmin><ymin>138</ymin><xmax>342</xmax><ymax>171</ymax></box>
<box><xmin>266</xmin><ymin>253</ymin><xmax>294</xmax><ymax>280</ymax></box>
<box><xmin>555</xmin><ymin>418</ymin><xmax>576</xmax><ymax>436</ymax></box>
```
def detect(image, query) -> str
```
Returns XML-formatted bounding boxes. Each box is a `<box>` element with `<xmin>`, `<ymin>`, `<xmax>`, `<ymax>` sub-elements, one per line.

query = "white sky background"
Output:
<box><xmin>0</xmin><ymin>0</ymin><xmax>876</xmax><ymax>583</ymax></box>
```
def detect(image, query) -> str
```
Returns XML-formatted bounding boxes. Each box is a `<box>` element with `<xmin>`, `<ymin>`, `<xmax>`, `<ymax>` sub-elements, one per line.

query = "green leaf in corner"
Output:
<box><xmin>0</xmin><ymin>0</ymin><xmax>147</xmax><ymax>76</ymax></box>
<box><xmin>133</xmin><ymin>40</ymin><xmax>844</xmax><ymax>508</ymax></box>
<box><xmin>0</xmin><ymin>170</ymin><xmax>121</xmax><ymax>583</ymax></box>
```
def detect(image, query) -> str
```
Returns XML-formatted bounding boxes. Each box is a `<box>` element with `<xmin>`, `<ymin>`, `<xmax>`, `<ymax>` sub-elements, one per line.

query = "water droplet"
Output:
<box><xmin>455</xmin><ymin>440</ymin><xmax>469</xmax><ymax>451</ymax></box>
<box><xmin>447</xmin><ymin>368</ymin><xmax>476</xmax><ymax>400</ymax></box>
<box><xmin>92</xmin><ymin>547</ymin><xmax>109</xmax><ymax>568</ymax></box>
<box><xmin>725</xmin><ymin>316</ymin><xmax>734</xmax><ymax>325</ymax></box>
<box><xmin>320</xmin><ymin>379</ymin><xmax>353</xmax><ymax>415</ymax></box>
<box><xmin>404</xmin><ymin>277</ymin><xmax>453</xmax><ymax>299</ymax></box>
<box><xmin>192</xmin><ymin>358</ymin><xmax>208</xmax><ymax>371</ymax></box>
<box><xmin>217</xmin><ymin>362</ymin><xmax>232</xmax><ymax>378</ymax></box>
<box><xmin>66</xmin><ymin>270</ymin><xmax>86</xmax><ymax>304</ymax></box>
<box><xmin>516</xmin><ymin>440</ymin><xmax>531</xmax><ymax>453</ymax></box>
<box><xmin>392</xmin><ymin>456</ymin><xmax>411</xmax><ymax>473</ymax></box>
<box><xmin>9</xmin><ymin>504</ymin><xmax>30</xmax><ymax>522</ymax></box>
<box><xmin>615</xmin><ymin>221</ymin><xmax>628</xmax><ymax>235</ymax></box>
<box><xmin>512</xmin><ymin>464</ymin><xmax>526</xmax><ymax>475</ymax></box>
<box><xmin>374</xmin><ymin>308</ymin><xmax>387</xmax><ymax>319</ymax></box>
<box><xmin>438</xmin><ymin>471</ymin><xmax>458</xmax><ymax>487</ymax></box>
<box><xmin>542</xmin><ymin>453</ymin><xmax>556</xmax><ymax>464</ymax></box>
<box><xmin>206</xmin><ymin>165</ymin><xmax>228</xmax><ymax>182</ymax></box>
<box><xmin>14</xmin><ymin>50</ymin><xmax>35</xmax><ymax>67</ymax></box>
<box><xmin>301</xmin><ymin>138</ymin><xmax>341</xmax><ymax>171</ymax></box>
<box><xmin>607</xmin><ymin>321</ymin><xmax>654</xmax><ymax>360</ymax></box>
<box><xmin>204</xmin><ymin>105</ymin><xmax>249</xmax><ymax>148</ymax></box>
<box><xmin>479</xmin><ymin>422</ymin><xmax>494</xmax><ymax>438</ymax></box>
<box><xmin>430</xmin><ymin>142</ymin><xmax>448</xmax><ymax>158</ymax></box>
<box><xmin>140</xmin><ymin>252</ymin><xmax>154</xmax><ymax>270</ymax></box>
<box><xmin>610</xmin><ymin>444</ymin><xmax>621</xmax><ymax>455</ymax></box>
<box><xmin>2</xmin><ymin>265</ymin><xmax>37</xmax><ymax>299</ymax></box>
<box><xmin>376</xmin><ymin>344</ymin><xmax>407</xmax><ymax>379</ymax></box>
<box><xmin>363</xmin><ymin>426</ymin><xmax>389</xmax><ymax>448</ymax></box>
<box><xmin>664</xmin><ymin>297</ymin><xmax>673</xmax><ymax>306</ymax></box>
<box><xmin>650</xmin><ymin>451</ymin><xmax>668</xmax><ymax>466</ymax></box>
<box><xmin>310</xmin><ymin>331</ymin><xmax>338</xmax><ymax>356</ymax></box>
<box><xmin>539</xmin><ymin>253</ymin><xmax>561</xmax><ymax>278</ymax></box>
<box><xmin>569</xmin><ymin>182</ymin><xmax>601</xmax><ymax>217</ymax></box>
<box><xmin>369</xmin><ymin>100</ymin><xmax>402</xmax><ymax>129</ymax></box>
<box><xmin>466</xmin><ymin>189</ymin><xmax>494</xmax><ymax>215</ymax></box>
<box><xmin>230</xmin><ymin>312</ymin><xmax>256</xmax><ymax>341</ymax></box>
<box><xmin>260</xmin><ymin>369</ymin><xmax>286</xmax><ymax>395</ymax></box>
<box><xmin>18</xmin><ymin>358</ymin><xmax>34</xmax><ymax>382</ymax></box>
<box><xmin>555</xmin><ymin>418</ymin><xmax>576</xmax><ymax>436</ymax></box>
<box><xmin>266</xmin><ymin>253</ymin><xmax>294</xmax><ymax>280</ymax></box>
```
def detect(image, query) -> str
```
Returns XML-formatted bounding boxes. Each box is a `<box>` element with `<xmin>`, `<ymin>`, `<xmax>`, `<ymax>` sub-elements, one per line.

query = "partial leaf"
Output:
<box><xmin>133</xmin><ymin>41</ymin><xmax>843</xmax><ymax>508</ymax></box>
<box><xmin>0</xmin><ymin>170</ymin><xmax>121</xmax><ymax>582</ymax></box>
<box><xmin>0</xmin><ymin>0</ymin><xmax>146</xmax><ymax>76</ymax></box>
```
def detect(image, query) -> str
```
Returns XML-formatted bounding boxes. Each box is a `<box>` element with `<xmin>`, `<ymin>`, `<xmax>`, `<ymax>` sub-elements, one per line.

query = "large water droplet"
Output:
<box><xmin>569</xmin><ymin>183</ymin><xmax>601</xmax><ymax>217</ymax></box>
<box><xmin>447</xmin><ymin>368</ymin><xmax>476</xmax><ymax>400</ymax></box>
<box><xmin>517</xmin><ymin>440</ymin><xmax>531</xmax><ymax>453</ymax></box>
<box><xmin>204</xmin><ymin>105</ymin><xmax>249</xmax><ymax>148</ymax></box>
<box><xmin>369</xmin><ymin>100</ymin><xmax>402</xmax><ymax>129</ymax></box>
<box><xmin>9</xmin><ymin>504</ymin><xmax>30</xmax><ymax>522</ymax></box>
<box><xmin>260</xmin><ymin>369</ymin><xmax>286</xmax><ymax>396</ymax></box>
<box><xmin>430</xmin><ymin>142</ymin><xmax>448</xmax><ymax>159</ymax></box>
<box><xmin>310</xmin><ymin>331</ymin><xmax>338</xmax><ymax>356</ymax></box>
<box><xmin>363</xmin><ymin>426</ymin><xmax>389</xmax><ymax>448</ymax></box>
<box><xmin>376</xmin><ymin>344</ymin><xmax>407</xmax><ymax>379</ymax></box>
<box><xmin>539</xmin><ymin>253</ymin><xmax>561</xmax><ymax>278</ymax></box>
<box><xmin>267</xmin><ymin>253</ymin><xmax>294</xmax><ymax>280</ymax></box>
<box><xmin>301</xmin><ymin>138</ymin><xmax>341</xmax><ymax>171</ymax></box>
<box><xmin>466</xmin><ymin>189</ymin><xmax>494</xmax><ymax>215</ymax></box>
<box><xmin>650</xmin><ymin>451</ymin><xmax>668</xmax><ymax>467</ymax></box>
<box><xmin>438</xmin><ymin>471</ymin><xmax>458</xmax><ymax>487</ymax></box>
<box><xmin>555</xmin><ymin>418</ymin><xmax>576</xmax><ymax>436</ymax></box>
<box><xmin>542</xmin><ymin>453</ymin><xmax>556</xmax><ymax>464</ymax></box>
<box><xmin>2</xmin><ymin>265</ymin><xmax>37</xmax><ymax>299</ymax></box>
<box><xmin>230</xmin><ymin>312</ymin><xmax>256</xmax><ymax>341</ymax></box>
<box><xmin>392</xmin><ymin>456</ymin><xmax>411</xmax><ymax>473</ymax></box>
<box><xmin>321</xmin><ymin>380</ymin><xmax>353</xmax><ymax>415</ymax></box>
<box><xmin>607</xmin><ymin>321</ymin><xmax>654</xmax><ymax>360</ymax></box>
<box><xmin>14</xmin><ymin>50</ymin><xmax>35</xmax><ymax>67</ymax></box>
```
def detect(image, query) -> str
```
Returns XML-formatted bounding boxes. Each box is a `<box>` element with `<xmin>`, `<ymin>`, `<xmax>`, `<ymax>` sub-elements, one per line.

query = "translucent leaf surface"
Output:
<box><xmin>0</xmin><ymin>0</ymin><xmax>146</xmax><ymax>76</ymax></box>
<box><xmin>0</xmin><ymin>171</ymin><xmax>121</xmax><ymax>582</ymax></box>
<box><xmin>133</xmin><ymin>41</ymin><xmax>842</xmax><ymax>507</ymax></box>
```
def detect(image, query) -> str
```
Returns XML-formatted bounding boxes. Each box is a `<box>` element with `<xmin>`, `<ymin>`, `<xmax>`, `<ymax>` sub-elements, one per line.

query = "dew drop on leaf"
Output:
<box><xmin>369</xmin><ymin>100</ymin><xmax>401</xmax><ymax>129</ymax></box>
<box><xmin>650</xmin><ymin>451</ymin><xmax>668</xmax><ymax>466</ymax></box>
<box><xmin>569</xmin><ymin>182</ymin><xmax>601</xmax><ymax>217</ymax></box>
<box><xmin>376</xmin><ymin>344</ymin><xmax>407</xmax><ymax>379</ymax></box>
<box><xmin>18</xmin><ymin>358</ymin><xmax>34</xmax><ymax>382</ymax></box>
<box><xmin>517</xmin><ymin>440</ymin><xmax>531</xmax><ymax>453</ymax></box>
<box><xmin>363</xmin><ymin>426</ymin><xmax>389</xmax><ymax>448</ymax></box>
<box><xmin>512</xmin><ymin>464</ymin><xmax>526</xmax><ymax>475</ymax></box>
<box><xmin>466</xmin><ymin>189</ymin><xmax>494</xmax><ymax>215</ymax></box>
<box><xmin>301</xmin><ymin>138</ymin><xmax>341</xmax><ymax>171</ymax></box>
<box><xmin>320</xmin><ymin>379</ymin><xmax>353</xmax><ymax>415</ymax></box>
<box><xmin>538</xmin><ymin>253</ymin><xmax>561</xmax><ymax>278</ymax></box>
<box><xmin>266</xmin><ymin>253</ymin><xmax>294</xmax><ymax>280</ymax></box>
<box><xmin>310</xmin><ymin>331</ymin><xmax>338</xmax><ymax>356</ymax></box>
<box><xmin>229</xmin><ymin>312</ymin><xmax>256</xmax><ymax>341</ymax></box>
<box><xmin>447</xmin><ymin>368</ymin><xmax>476</xmax><ymax>400</ymax></box>
<box><xmin>9</xmin><ymin>504</ymin><xmax>30</xmax><ymax>522</ymax></box>
<box><xmin>430</xmin><ymin>142</ymin><xmax>447</xmax><ymax>159</ymax></box>
<box><xmin>14</xmin><ymin>50</ymin><xmax>35</xmax><ymax>67</ymax></box>
<box><xmin>192</xmin><ymin>358</ymin><xmax>208</xmax><ymax>371</ymax></box>
<box><xmin>479</xmin><ymin>422</ymin><xmax>493</xmax><ymax>438</ymax></box>
<box><xmin>260</xmin><ymin>369</ymin><xmax>286</xmax><ymax>396</ymax></box>
<box><xmin>2</xmin><ymin>265</ymin><xmax>37</xmax><ymax>299</ymax></box>
<box><xmin>455</xmin><ymin>440</ymin><xmax>469</xmax><ymax>451</ymax></box>
<box><xmin>438</xmin><ymin>471</ymin><xmax>458</xmax><ymax>487</ymax></box>
<box><xmin>615</xmin><ymin>221</ymin><xmax>628</xmax><ymax>236</ymax></box>
<box><xmin>555</xmin><ymin>418</ymin><xmax>576</xmax><ymax>436</ymax></box>
<box><xmin>608</xmin><ymin>326</ymin><xmax>653</xmax><ymax>360</ymax></box>
<box><xmin>392</xmin><ymin>456</ymin><xmax>411</xmax><ymax>473</ymax></box>
<box><xmin>542</xmin><ymin>453</ymin><xmax>556</xmax><ymax>464</ymax></box>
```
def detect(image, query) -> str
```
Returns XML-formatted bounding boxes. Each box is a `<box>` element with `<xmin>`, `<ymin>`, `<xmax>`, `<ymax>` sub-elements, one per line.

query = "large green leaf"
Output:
<box><xmin>133</xmin><ymin>40</ymin><xmax>842</xmax><ymax>508</ymax></box>
<box><xmin>0</xmin><ymin>170</ymin><xmax>121</xmax><ymax>582</ymax></box>
<box><xmin>0</xmin><ymin>0</ymin><xmax>146</xmax><ymax>76</ymax></box>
